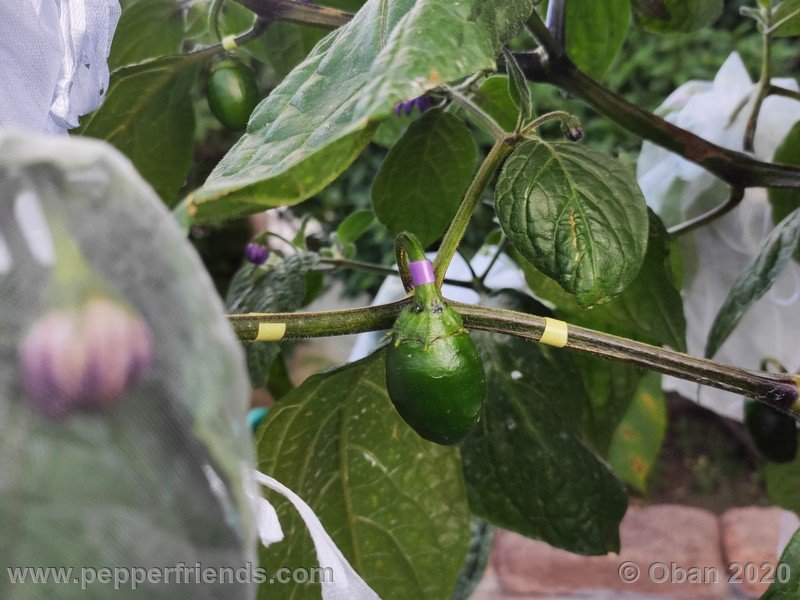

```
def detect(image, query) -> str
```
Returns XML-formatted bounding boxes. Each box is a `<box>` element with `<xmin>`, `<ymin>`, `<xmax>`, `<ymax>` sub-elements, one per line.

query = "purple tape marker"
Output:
<box><xmin>408</xmin><ymin>259</ymin><xmax>435</xmax><ymax>287</ymax></box>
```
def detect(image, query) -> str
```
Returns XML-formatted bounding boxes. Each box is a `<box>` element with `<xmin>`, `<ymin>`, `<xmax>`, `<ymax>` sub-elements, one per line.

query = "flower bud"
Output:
<box><xmin>393</xmin><ymin>95</ymin><xmax>432</xmax><ymax>117</ymax></box>
<box><xmin>245</xmin><ymin>242</ymin><xmax>269</xmax><ymax>265</ymax></box>
<box><xmin>19</xmin><ymin>298</ymin><xmax>154</xmax><ymax>418</ymax></box>
<box><xmin>563</xmin><ymin>124</ymin><xmax>584</xmax><ymax>142</ymax></box>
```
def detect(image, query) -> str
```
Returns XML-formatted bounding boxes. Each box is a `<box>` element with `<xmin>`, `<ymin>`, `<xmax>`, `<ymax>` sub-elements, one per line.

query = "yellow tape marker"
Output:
<box><xmin>255</xmin><ymin>322</ymin><xmax>286</xmax><ymax>342</ymax></box>
<box><xmin>539</xmin><ymin>317</ymin><xmax>568</xmax><ymax>348</ymax></box>
<box><xmin>222</xmin><ymin>35</ymin><xmax>238</xmax><ymax>51</ymax></box>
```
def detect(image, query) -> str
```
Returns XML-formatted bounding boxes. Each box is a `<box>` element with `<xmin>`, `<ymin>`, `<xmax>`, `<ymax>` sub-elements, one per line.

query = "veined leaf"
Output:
<box><xmin>255</xmin><ymin>351</ymin><xmax>470</xmax><ymax>600</ymax></box>
<box><xmin>472</xmin><ymin>75</ymin><xmax>521</xmax><ymax>133</ymax></box>
<box><xmin>189</xmin><ymin>0</ymin><xmax>534</xmax><ymax>222</ymax></box>
<box><xmin>497</xmin><ymin>139</ymin><xmax>649</xmax><ymax>308</ymax></box>
<box><xmin>519</xmin><ymin>210</ymin><xmax>686</xmax><ymax>351</ymax></box>
<box><xmin>762</xmin><ymin>526</ymin><xmax>800</xmax><ymax>598</ymax></box>
<box><xmin>372</xmin><ymin>110</ymin><xmax>477</xmax><ymax>247</ymax></box>
<box><xmin>502</xmin><ymin>50</ymin><xmax>532</xmax><ymax>129</ymax></box>
<box><xmin>631</xmin><ymin>0</ymin><xmax>723</xmax><ymax>34</ymax></box>
<box><xmin>607</xmin><ymin>373</ymin><xmax>667</xmax><ymax>493</ymax></box>
<box><xmin>337</xmin><ymin>209</ymin><xmax>376</xmax><ymax>244</ymax></box>
<box><xmin>770</xmin><ymin>120</ymin><xmax>800</xmax><ymax>260</ymax></box>
<box><xmin>77</xmin><ymin>54</ymin><xmax>202</xmax><ymax>206</ymax></box>
<box><xmin>462</xmin><ymin>329</ymin><xmax>628</xmax><ymax>555</ymax></box>
<box><xmin>225</xmin><ymin>252</ymin><xmax>319</xmax><ymax>389</ymax></box>
<box><xmin>109</xmin><ymin>0</ymin><xmax>186</xmax><ymax>69</ymax></box>
<box><xmin>773</xmin><ymin>0</ymin><xmax>800</xmax><ymax>38</ymax></box>
<box><xmin>577</xmin><ymin>356</ymin><xmax>644</xmax><ymax>456</ymax></box>
<box><xmin>705</xmin><ymin>208</ymin><xmax>800</xmax><ymax>358</ymax></box>
<box><xmin>565</xmin><ymin>0</ymin><xmax>630</xmax><ymax>76</ymax></box>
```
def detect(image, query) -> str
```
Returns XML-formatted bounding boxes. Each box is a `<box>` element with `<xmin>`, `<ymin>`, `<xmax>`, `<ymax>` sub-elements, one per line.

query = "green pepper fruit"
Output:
<box><xmin>206</xmin><ymin>56</ymin><xmax>259</xmax><ymax>130</ymax></box>
<box><xmin>385</xmin><ymin>234</ymin><xmax>486</xmax><ymax>445</ymax></box>
<box><xmin>744</xmin><ymin>399</ymin><xmax>798</xmax><ymax>463</ymax></box>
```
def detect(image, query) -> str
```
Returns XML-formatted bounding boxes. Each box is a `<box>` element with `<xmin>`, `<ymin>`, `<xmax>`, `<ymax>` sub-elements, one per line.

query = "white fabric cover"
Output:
<box><xmin>637</xmin><ymin>53</ymin><xmax>800</xmax><ymax>421</ymax></box>
<box><xmin>0</xmin><ymin>0</ymin><xmax>120</xmax><ymax>133</ymax></box>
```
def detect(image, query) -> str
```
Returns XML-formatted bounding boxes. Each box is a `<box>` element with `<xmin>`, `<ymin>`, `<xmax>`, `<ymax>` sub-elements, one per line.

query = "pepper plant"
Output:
<box><xmin>77</xmin><ymin>0</ymin><xmax>800</xmax><ymax>598</ymax></box>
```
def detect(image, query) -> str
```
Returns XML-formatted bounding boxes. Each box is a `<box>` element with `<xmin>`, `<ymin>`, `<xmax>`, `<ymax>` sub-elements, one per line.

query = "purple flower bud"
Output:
<box><xmin>393</xmin><ymin>95</ymin><xmax>432</xmax><ymax>118</ymax></box>
<box><xmin>565</xmin><ymin>127</ymin><xmax>584</xmax><ymax>142</ymax></box>
<box><xmin>245</xmin><ymin>242</ymin><xmax>269</xmax><ymax>265</ymax></box>
<box><xmin>414</xmin><ymin>95</ymin><xmax>432</xmax><ymax>115</ymax></box>
<box><xmin>19</xmin><ymin>298</ymin><xmax>154</xmax><ymax>419</ymax></box>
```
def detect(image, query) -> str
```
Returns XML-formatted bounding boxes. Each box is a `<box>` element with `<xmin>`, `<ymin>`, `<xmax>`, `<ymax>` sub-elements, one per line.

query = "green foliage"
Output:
<box><xmin>496</xmin><ymin>139</ymin><xmax>649</xmax><ymax>308</ymax></box>
<box><xmin>770</xmin><ymin>121</ymin><xmax>800</xmax><ymax>260</ymax></box>
<box><xmin>761</xmin><ymin>527</ymin><xmax>800</xmax><ymax>598</ymax></box>
<box><xmin>255</xmin><ymin>351</ymin><xmax>471</xmax><ymax>600</ymax></box>
<box><xmin>765</xmin><ymin>433</ymin><xmax>800</xmax><ymax>515</ymax></box>
<box><xmin>449</xmin><ymin>519</ymin><xmax>494</xmax><ymax>600</ymax></box>
<box><xmin>372</xmin><ymin>110</ymin><xmax>477</xmax><ymax>247</ymax></box>
<box><xmin>472</xmin><ymin>76</ymin><xmax>522</xmax><ymax>133</ymax></box>
<box><xmin>189</xmin><ymin>0</ymin><xmax>534</xmax><ymax>222</ymax></box>
<box><xmin>565</xmin><ymin>0</ymin><xmax>631</xmax><ymax>76</ymax></box>
<box><xmin>745</xmin><ymin>399</ymin><xmax>798</xmax><ymax>463</ymax></box>
<box><xmin>108</xmin><ymin>0</ymin><xmax>186</xmax><ymax>69</ymax></box>
<box><xmin>632</xmin><ymin>0</ymin><xmax>724</xmax><ymax>33</ymax></box>
<box><xmin>772</xmin><ymin>0</ymin><xmax>800</xmax><ymax>37</ymax></box>
<box><xmin>607</xmin><ymin>373</ymin><xmax>667</xmax><ymax>493</ymax></box>
<box><xmin>520</xmin><ymin>210</ymin><xmax>686</xmax><ymax>351</ymax></box>
<box><xmin>502</xmin><ymin>50</ymin><xmax>534</xmax><ymax>129</ymax></box>
<box><xmin>706</xmin><ymin>208</ymin><xmax>800</xmax><ymax>358</ymax></box>
<box><xmin>225</xmin><ymin>252</ymin><xmax>319</xmax><ymax>388</ymax></box>
<box><xmin>462</xmin><ymin>327</ymin><xmax>628</xmax><ymax>555</ymax></box>
<box><xmin>77</xmin><ymin>54</ymin><xmax>202</xmax><ymax>205</ymax></box>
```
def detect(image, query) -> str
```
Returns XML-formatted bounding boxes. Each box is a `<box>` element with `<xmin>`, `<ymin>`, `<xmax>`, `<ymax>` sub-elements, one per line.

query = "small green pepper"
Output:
<box><xmin>206</xmin><ymin>56</ymin><xmax>259</xmax><ymax>130</ymax></box>
<box><xmin>384</xmin><ymin>234</ymin><xmax>486</xmax><ymax>445</ymax></box>
<box><xmin>744</xmin><ymin>399</ymin><xmax>798</xmax><ymax>463</ymax></box>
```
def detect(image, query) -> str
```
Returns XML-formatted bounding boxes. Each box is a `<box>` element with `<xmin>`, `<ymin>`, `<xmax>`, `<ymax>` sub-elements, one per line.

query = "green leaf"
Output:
<box><xmin>76</xmin><ymin>54</ymin><xmax>202</xmax><ymax>206</ymax></box>
<box><xmin>631</xmin><ymin>0</ymin><xmax>723</xmax><ymax>33</ymax></box>
<box><xmin>770</xmin><ymin>120</ymin><xmax>800</xmax><ymax>258</ymax></box>
<box><xmin>450</xmin><ymin>518</ymin><xmax>494</xmax><ymax>600</ymax></box>
<box><xmin>520</xmin><ymin>211</ymin><xmax>686</xmax><ymax>351</ymax></box>
<box><xmin>577</xmin><ymin>356</ymin><xmax>644</xmax><ymax>455</ymax></box>
<box><xmin>462</xmin><ymin>330</ymin><xmax>628</xmax><ymax>555</ymax></box>
<box><xmin>705</xmin><ymin>208</ymin><xmax>800</xmax><ymax>358</ymax></box>
<box><xmin>762</xmin><ymin>527</ymin><xmax>800</xmax><ymax>598</ymax></box>
<box><xmin>765</xmin><ymin>434</ymin><xmax>800</xmax><ymax>513</ymax></box>
<box><xmin>225</xmin><ymin>253</ymin><xmax>319</xmax><ymax>388</ymax></box>
<box><xmin>189</xmin><ymin>0</ymin><xmax>534</xmax><ymax>222</ymax></box>
<box><xmin>496</xmin><ymin>139</ymin><xmax>649</xmax><ymax>308</ymax></box>
<box><xmin>502</xmin><ymin>50</ymin><xmax>533</xmax><ymax>129</ymax></box>
<box><xmin>337</xmin><ymin>209</ymin><xmax>376</xmax><ymax>244</ymax></box>
<box><xmin>607</xmin><ymin>373</ymin><xmax>667</xmax><ymax>493</ymax></box>
<box><xmin>109</xmin><ymin>0</ymin><xmax>186</xmax><ymax>69</ymax></box>
<box><xmin>372</xmin><ymin>110</ymin><xmax>477</xmax><ymax>247</ymax></box>
<box><xmin>565</xmin><ymin>0</ymin><xmax>630</xmax><ymax>76</ymax></box>
<box><xmin>255</xmin><ymin>351</ymin><xmax>470</xmax><ymax>600</ymax></box>
<box><xmin>472</xmin><ymin>75</ymin><xmax>521</xmax><ymax>133</ymax></box>
<box><xmin>773</xmin><ymin>0</ymin><xmax>800</xmax><ymax>37</ymax></box>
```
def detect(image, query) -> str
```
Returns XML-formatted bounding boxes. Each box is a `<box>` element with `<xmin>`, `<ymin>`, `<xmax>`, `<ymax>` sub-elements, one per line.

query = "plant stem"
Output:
<box><xmin>744</xmin><ymin>9</ymin><xmax>773</xmax><ymax>152</ymax></box>
<box><xmin>317</xmin><ymin>257</ymin><xmax>475</xmax><ymax>290</ymax></box>
<box><xmin>668</xmin><ymin>188</ymin><xmax>745</xmax><ymax>237</ymax></box>
<box><xmin>477</xmin><ymin>236</ymin><xmax>507</xmax><ymax>285</ymax></box>
<box><xmin>545</xmin><ymin>0</ymin><xmax>568</xmax><ymax>50</ymax></box>
<box><xmin>515</xmin><ymin>10</ymin><xmax>800</xmax><ymax>190</ymax></box>
<box><xmin>769</xmin><ymin>84</ymin><xmax>800</xmax><ymax>103</ymax></box>
<box><xmin>432</xmin><ymin>139</ymin><xmax>513</xmax><ymax>288</ymax></box>
<box><xmin>228</xmin><ymin>300</ymin><xmax>800</xmax><ymax>416</ymax></box>
<box><xmin>229</xmin><ymin>299</ymin><xmax>408</xmax><ymax>341</ymax></box>
<box><xmin>448</xmin><ymin>89</ymin><xmax>507</xmax><ymax>139</ymax></box>
<box><xmin>234</xmin><ymin>0</ymin><xmax>352</xmax><ymax>29</ymax></box>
